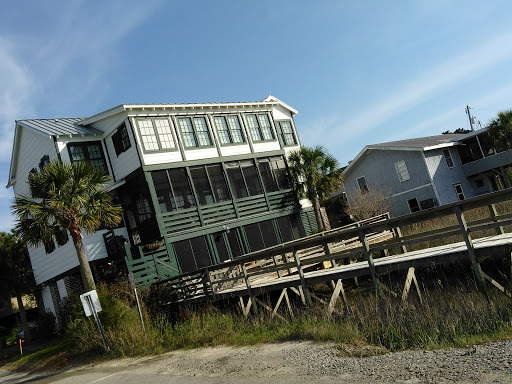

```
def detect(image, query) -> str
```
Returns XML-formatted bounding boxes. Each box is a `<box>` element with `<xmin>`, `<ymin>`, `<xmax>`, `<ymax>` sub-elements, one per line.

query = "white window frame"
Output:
<box><xmin>453</xmin><ymin>182</ymin><xmax>465</xmax><ymax>201</ymax></box>
<box><xmin>357</xmin><ymin>176</ymin><xmax>369</xmax><ymax>193</ymax></box>
<box><xmin>407</xmin><ymin>198</ymin><xmax>420</xmax><ymax>213</ymax></box>
<box><xmin>395</xmin><ymin>160</ymin><xmax>410</xmax><ymax>182</ymax></box>
<box><xmin>443</xmin><ymin>149</ymin><xmax>454</xmax><ymax>168</ymax></box>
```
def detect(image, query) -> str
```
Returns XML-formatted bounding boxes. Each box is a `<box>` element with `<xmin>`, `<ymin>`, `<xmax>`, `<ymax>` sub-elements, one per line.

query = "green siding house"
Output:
<box><xmin>7</xmin><ymin>96</ymin><xmax>318</xmax><ymax>318</ymax></box>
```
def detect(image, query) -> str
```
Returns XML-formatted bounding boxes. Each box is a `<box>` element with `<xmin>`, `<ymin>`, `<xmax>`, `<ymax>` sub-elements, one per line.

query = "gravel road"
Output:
<box><xmin>86</xmin><ymin>340</ymin><xmax>512</xmax><ymax>383</ymax></box>
<box><xmin>3</xmin><ymin>340</ymin><xmax>512</xmax><ymax>383</ymax></box>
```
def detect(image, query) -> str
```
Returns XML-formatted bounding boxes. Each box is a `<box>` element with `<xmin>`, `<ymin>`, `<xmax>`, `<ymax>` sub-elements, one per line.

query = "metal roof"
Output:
<box><xmin>368</xmin><ymin>134</ymin><xmax>462</xmax><ymax>150</ymax></box>
<box><xmin>16</xmin><ymin>118</ymin><xmax>101</xmax><ymax>136</ymax></box>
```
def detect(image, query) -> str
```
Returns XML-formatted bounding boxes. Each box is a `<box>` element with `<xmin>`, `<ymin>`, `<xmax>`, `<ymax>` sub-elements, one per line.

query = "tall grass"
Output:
<box><xmin>61</xmin><ymin>279</ymin><xmax>512</xmax><ymax>360</ymax></box>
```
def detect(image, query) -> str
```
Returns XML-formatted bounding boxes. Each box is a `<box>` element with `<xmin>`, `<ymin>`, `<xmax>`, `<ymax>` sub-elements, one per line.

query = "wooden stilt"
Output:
<box><xmin>328</xmin><ymin>279</ymin><xmax>344</xmax><ymax>314</ymax></box>
<box><xmin>254</xmin><ymin>297</ymin><xmax>286</xmax><ymax>320</ymax></box>
<box><xmin>455</xmin><ymin>206</ymin><xmax>489</xmax><ymax>301</ymax></box>
<box><xmin>482</xmin><ymin>271</ymin><xmax>512</xmax><ymax>299</ymax></box>
<box><xmin>402</xmin><ymin>267</ymin><xmax>423</xmax><ymax>304</ymax></box>
<box><xmin>272</xmin><ymin>289</ymin><xmax>287</xmax><ymax>318</ymax></box>
<box><xmin>283</xmin><ymin>289</ymin><xmax>294</xmax><ymax>319</ymax></box>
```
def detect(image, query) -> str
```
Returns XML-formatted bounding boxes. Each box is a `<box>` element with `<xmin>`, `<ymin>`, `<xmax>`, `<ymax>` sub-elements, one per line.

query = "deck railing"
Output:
<box><xmin>155</xmin><ymin>188</ymin><xmax>512</xmax><ymax>304</ymax></box>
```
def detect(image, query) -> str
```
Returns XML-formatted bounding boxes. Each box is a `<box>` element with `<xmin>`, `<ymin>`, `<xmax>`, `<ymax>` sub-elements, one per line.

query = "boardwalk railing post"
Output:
<box><xmin>359</xmin><ymin>229</ymin><xmax>382</xmax><ymax>295</ymax></box>
<box><xmin>488</xmin><ymin>204</ymin><xmax>505</xmax><ymax>235</ymax></box>
<box><xmin>455</xmin><ymin>205</ymin><xmax>489</xmax><ymax>300</ymax></box>
<box><xmin>293</xmin><ymin>247</ymin><xmax>312</xmax><ymax>306</ymax></box>
<box><xmin>242</xmin><ymin>262</ymin><xmax>259</xmax><ymax>315</ymax></box>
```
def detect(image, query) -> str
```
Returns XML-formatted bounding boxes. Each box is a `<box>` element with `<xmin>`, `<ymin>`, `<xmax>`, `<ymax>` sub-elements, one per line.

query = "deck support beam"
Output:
<box><xmin>328</xmin><ymin>279</ymin><xmax>349</xmax><ymax>314</ymax></box>
<box><xmin>482</xmin><ymin>271</ymin><xmax>512</xmax><ymax>299</ymax></box>
<box><xmin>401</xmin><ymin>267</ymin><xmax>423</xmax><ymax>304</ymax></box>
<box><xmin>455</xmin><ymin>206</ymin><xmax>489</xmax><ymax>301</ymax></box>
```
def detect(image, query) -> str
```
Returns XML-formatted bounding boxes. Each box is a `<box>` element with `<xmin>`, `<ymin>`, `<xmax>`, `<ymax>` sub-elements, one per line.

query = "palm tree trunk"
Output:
<box><xmin>313</xmin><ymin>198</ymin><xmax>324</xmax><ymax>231</ymax></box>
<box><xmin>15</xmin><ymin>290</ymin><xmax>29</xmax><ymax>340</ymax></box>
<box><xmin>71</xmin><ymin>232</ymin><xmax>96</xmax><ymax>292</ymax></box>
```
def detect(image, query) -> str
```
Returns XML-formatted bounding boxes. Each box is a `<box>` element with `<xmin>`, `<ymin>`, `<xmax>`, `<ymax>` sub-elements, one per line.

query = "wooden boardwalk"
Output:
<box><xmin>153</xmin><ymin>189</ymin><xmax>512</xmax><ymax>316</ymax></box>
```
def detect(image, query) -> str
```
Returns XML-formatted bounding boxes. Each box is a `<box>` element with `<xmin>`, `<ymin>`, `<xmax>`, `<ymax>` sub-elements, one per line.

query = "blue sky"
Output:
<box><xmin>2</xmin><ymin>1</ymin><xmax>512</xmax><ymax>231</ymax></box>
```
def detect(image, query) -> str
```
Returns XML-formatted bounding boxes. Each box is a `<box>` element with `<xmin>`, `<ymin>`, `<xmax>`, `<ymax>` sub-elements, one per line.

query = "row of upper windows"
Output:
<box><xmin>135</xmin><ymin>113</ymin><xmax>298</xmax><ymax>153</ymax></box>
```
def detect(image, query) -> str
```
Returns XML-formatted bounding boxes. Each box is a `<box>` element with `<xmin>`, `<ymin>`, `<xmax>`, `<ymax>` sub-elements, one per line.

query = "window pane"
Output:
<box><xmin>244</xmin><ymin>223</ymin><xmax>265</xmax><ymax>253</ymax></box>
<box><xmin>277</xmin><ymin>216</ymin><xmax>294</xmax><ymax>243</ymax></box>
<box><xmin>69</xmin><ymin>146</ymin><xmax>85</xmax><ymax>162</ymax></box>
<box><xmin>138</xmin><ymin>120</ymin><xmax>159</xmax><ymax>151</ymax></box>
<box><xmin>152</xmin><ymin>170</ymin><xmax>175</xmax><ymax>213</ymax></box>
<box><xmin>246</xmin><ymin>115</ymin><xmax>262</xmax><ymax>141</ymax></box>
<box><xmin>240</xmin><ymin>160</ymin><xmax>263</xmax><ymax>196</ymax></box>
<box><xmin>227</xmin><ymin>230</ymin><xmax>242</xmax><ymax>257</ymax></box>
<box><xmin>226</xmin><ymin>115</ymin><xmax>244</xmax><ymax>143</ymax></box>
<box><xmin>154</xmin><ymin>118</ymin><xmax>175</xmax><ymax>149</ymax></box>
<box><xmin>226</xmin><ymin>162</ymin><xmax>248</xmax><ymax>198</ymax></box>
<box><xmin>213</xmin><ymin>233</ymin><xmax>231</xmax><ymax>262</ymax></box>
<box><xmin>279</xmin><ymin>121</ymin><xmax>296</xmax><ymax>145</ymax></box>
<box><xmin>270</xmin><ymin>156</ymin><xmax>291</xmax><ymax>190</ymax></box>
<box><xmin>193</xmin><ymin>117</ymin><xmax>212</xmax><ymax>146</ymax></box>
<box><xmin>206</xmin><ymin>164</ymin><xmax>230</xmax><ymax>202</ymax></box>
<box><xmin>190</xmin><ymin>166</ymin><xmax>214</xmax><ymax>205</ymax></box>
<box><xmin>120</xmin><ymin>125</ymin><xmax>131</xmax><ymax>149</ymax></box>
<box><xmin>174</xmin><ymin>240</ymin><xmax>196</xmax><ymax>273</ymax></box>
<box><xmin>87</xmin><ymin>144</ymin><xmax>106</xmax><ymax>172</ymax></box>
<box><xmin>214</xmin><ymin>116</ymin><xmax>231</xmax><ymax>144</ymax></box>
<box><xmin>178</xmin><ymin>118</ymin><xmax>197</xmax><ymax>148</ymax></box>
<box><xmin>257</xmin><ymin>114</ymin><xmax>274</xmax><ymax>140</ymax></box>
<box><xmin>357</xmin><ymin>176</ymin><xmax>369</xmax><ymax>193</ymax></box>
<box><xmin>258</xmin><ymin>158</ymin><xmax>279</xmax><ymax>192</ymax></box>
<box><xmin>168</xmin><ymin>168</ymin><xmax>196</xmax><ymax>208</ymax></box>
<box><xmin>190</xmin><ymin>236</ymin><xmax>211</xmax><ymax>268</ymax></box>
<box><xmin>259</xmin><ymin>220</ymin><xmax>278</xmax><ymax>248</ymax></box>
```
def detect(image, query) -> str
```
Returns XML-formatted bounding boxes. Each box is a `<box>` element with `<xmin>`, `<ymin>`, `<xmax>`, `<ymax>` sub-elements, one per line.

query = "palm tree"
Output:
<box><xmin>288</xmin><ymin>145</ymin><xmax>344</xmax><ymax>230</ymax></box>
<box><xmin>488</xmin><ymin>109</ymin><xmax>512</xmax><ymax>152</ymax></box>
<box><xmin>12</xmin><ymin>160</ymin><xmax>123</xmax><ymax>292</ymax></box>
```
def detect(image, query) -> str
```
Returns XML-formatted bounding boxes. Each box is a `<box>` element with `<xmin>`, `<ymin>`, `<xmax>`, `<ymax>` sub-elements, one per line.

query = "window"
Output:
<box><xmin>190</xmin><ymin>166</ymin><xmax>214</xmax><ymax>206</ymax></box>
<box><xmin>276</xmin><ymin>121</ymin><xmax>297</xmax><ymax>146</ymax></box>
<box><xmin>407</xmin><ymin>198</ymin><xmax>420</xmax><ymax>213</ymax></box>
<box><xmin>245</xmin><ymin>114</ymin><xmax>274</xmax><ymax>142</ymax></box>
<box><xmin>357</xmin><ymin>176</ymin><xmax>368</xmax><ymax>193</ymax></box>
<box><xmin>44</xmin><ymin>239</ymin><xmax>55</xmax><ymax>254</ymax></box>
<box><xmin>55</xmin><ymin>228</ymin><xmax>69</xmax><ymax>246</ymax></box>
<box><xmin>178</xmin><ymin>117</ymin><xmax>213</xmax><ymax>148</ymax></box>
<box><xmin>39</xmin><ymin>155</ymin><xmax>50</xmax><ymax>171</ymax></box>
<box><xmin>225</xmin><ymin>160</ymin><xmax>263</xmax><ymax>199</ymax></box>
<box><xmin>68</xmin><ymin>142</ymin><xmax>108</xmax><ymax>173</ymax></box>
<box><xmin>395</xmin><ymin>160</ymin><xmax>410</xmax><ymax>182</ymax></box>
<box><xmin>112</xmin><ymin>123</ymin><xmax>131</xmax><ymax>156</ymax></box>
<box><xmin>136</xmin><ymin>118</ymin><xmax>176</xmax><ymax>152</ymax></box>
<box><xmin>206</xmin><ymin>164</ymin><xmax>230</xmax><ymax>202</ymax></box>
<box><xmin>173</xmin><ymin>236</ymin><xmax>212</xmax><ymax>273</ymax></box>
<box><xmin>152</xmin><ymin>168</ymin><xmax>196</xmax><ymax>213</ymax></box>
<box><xmin>443</xmin><ymin>149</ymin><xmax>454</xmax><ymax>168</ymax></box>
<box><xmin>453</xmin><ymin>183</ymin><xmax>465</xmax><ymax>201</ymax></box>
<box><xmin>213</xmin><ymin>115</ymin><xmax>245</xmax><ymax>145</ymax></box>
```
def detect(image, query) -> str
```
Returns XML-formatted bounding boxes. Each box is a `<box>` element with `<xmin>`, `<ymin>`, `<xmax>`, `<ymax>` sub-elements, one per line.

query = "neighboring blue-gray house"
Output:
<box><xmin>340</xmin><ymin>129</ymin><xmax>512</xmax><ymax>217</ymax></box>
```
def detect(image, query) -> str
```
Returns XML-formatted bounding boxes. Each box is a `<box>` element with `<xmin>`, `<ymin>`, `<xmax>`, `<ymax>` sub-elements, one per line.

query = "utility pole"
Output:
<box><xmin>466</xmin><ymin>105</ymin><xmax>475</xmax><ymax>131</ymax></box>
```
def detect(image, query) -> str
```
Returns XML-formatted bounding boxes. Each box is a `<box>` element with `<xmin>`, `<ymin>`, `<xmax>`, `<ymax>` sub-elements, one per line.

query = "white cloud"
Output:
<box><xmin>0</xmin><ymin>38</ymin><xmax>36</xmax><ymax>161</ymax></box>
<box><xmin>308</xmin><ymin>29</ymin><xmax>512</xmax><ymax>154</ymax></box>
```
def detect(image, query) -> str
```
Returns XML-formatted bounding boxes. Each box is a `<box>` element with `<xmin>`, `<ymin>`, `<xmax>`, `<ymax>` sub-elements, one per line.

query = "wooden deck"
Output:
<box><xmin>153</xmin><ymin>188</ymin><xmax>512</xmax><ymax>315</ymax></box>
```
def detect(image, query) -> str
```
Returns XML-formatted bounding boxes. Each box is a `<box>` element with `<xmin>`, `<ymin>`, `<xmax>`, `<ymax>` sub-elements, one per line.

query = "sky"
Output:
<box><xmin>2</xmin><ymin>0</ymin><xmax>512</xmax><ymax>231</ymax></box>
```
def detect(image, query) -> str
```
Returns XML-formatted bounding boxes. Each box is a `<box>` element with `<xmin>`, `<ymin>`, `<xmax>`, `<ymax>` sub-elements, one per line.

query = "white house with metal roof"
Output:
<box><xmin>340</xmin><ymin>130</ymin><xmax>512</xmax><ymax>218</ymax></box>
<box><xmin>7</xmin><ymin>95</ymin><xmax>318</xmax><ymax>323</ymax></box>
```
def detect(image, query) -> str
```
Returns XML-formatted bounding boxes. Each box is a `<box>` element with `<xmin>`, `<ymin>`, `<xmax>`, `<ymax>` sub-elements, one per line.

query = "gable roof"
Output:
<box><xmin>344</xmin><ymin>134</ymin><xmax>463</xmax><ymax>175</ymax></box>
<box><xmin>17</xmin><ymin>118</ymin><xmax>101</xmax><ymax>136</ymax></box>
